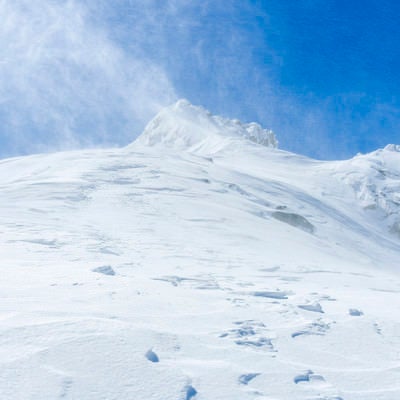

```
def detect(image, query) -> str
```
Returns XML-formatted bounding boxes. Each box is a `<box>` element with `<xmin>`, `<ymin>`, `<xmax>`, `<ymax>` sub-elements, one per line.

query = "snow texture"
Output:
<box><xmin>0</xmin><ymin>100</ymin><xmax>399</xmax><ymax>399</ymax></box>
<box><xmin>132</xmin><ymin>99</ymin><xmax>278</xmax><ymax>153</ymax></box>
<box><xmin>92</xmin><ymin>265</ymin><xmax>116</xmax><ymax>276</ymax></box>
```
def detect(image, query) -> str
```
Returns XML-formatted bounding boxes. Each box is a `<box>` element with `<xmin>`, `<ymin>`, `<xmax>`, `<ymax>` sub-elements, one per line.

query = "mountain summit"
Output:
<box><xmin>132</xmin><ymin>99</ymin><xmax>278</xmax><ymax>153</ymax></box>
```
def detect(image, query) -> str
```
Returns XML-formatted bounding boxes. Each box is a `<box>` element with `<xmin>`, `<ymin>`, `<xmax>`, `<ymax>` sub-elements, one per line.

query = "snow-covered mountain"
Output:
<box><xmin>1</xmin><ymin>100</ymin><xmax>399</xmax><ymax>400</ymax></box>
<box><xmin>133</xmin><ymin>99</ymin><xmax>278</xmax><ymax>152</ymax></box>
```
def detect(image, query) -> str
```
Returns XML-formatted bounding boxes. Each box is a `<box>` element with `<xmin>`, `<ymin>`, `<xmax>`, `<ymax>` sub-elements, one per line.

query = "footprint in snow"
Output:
<box><xmin>349</xmin><ymin>308</ymin><xmax>363</xmax><ymax>316</ymax></box>
<box><xmin>373</xmin><ymin>322</ymin><xmax>382</xmax><ymax>335</ymax></box>
<box><xmin>239</xmin><ymin>373</ymin><xmax>260</xmax><ymax>385</ymax></box>
<box><xmin>294</xmin><ymin>370</ymin><xmax>343</xmax><ymax>399</ymax></box>
<box><xmin>60</xmin><ymin>378</ymin><xmax>73</xmax><ymax>398</ymax></box>
<box><xmin>220</xmin><ymin>320</ymin><xmax>276</xmax><ymax>351</ymax></box>
<box><xmin>145</xmin><ymin>349</ymin><xmax>159</xmax><ymax>363</ymax></box>
<box><xmin>294</xmin><ymin>370</ymin><xmax>325</xmax><ymax>384</ymax></box>
<box><xmin>292</xmin><ymin>318</ymin><xmax>331</xmax><ymax>338</ymax></box>
<box><xmin>184</xmin><ymin>385</ymin><xmax>197</xmax><ymax>400</ymax></box>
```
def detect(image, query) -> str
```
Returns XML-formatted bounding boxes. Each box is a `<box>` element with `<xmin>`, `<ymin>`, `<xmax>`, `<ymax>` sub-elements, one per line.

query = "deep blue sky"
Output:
<box><xmin>1</xmin><ymin>0</ymin><xmax>399</xmax><ymax>159</ymax></box>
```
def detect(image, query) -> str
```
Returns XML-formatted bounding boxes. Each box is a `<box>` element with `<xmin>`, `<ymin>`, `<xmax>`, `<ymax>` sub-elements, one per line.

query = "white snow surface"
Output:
<box><xmin>132</xmin><ymin>99</ymin><xmax>278</xmax><ymax>153</ymax></box>
<box><xmin>1</xmin><ymin>100</ymin><xmax>400</xmax><ymax>400</ymax></box>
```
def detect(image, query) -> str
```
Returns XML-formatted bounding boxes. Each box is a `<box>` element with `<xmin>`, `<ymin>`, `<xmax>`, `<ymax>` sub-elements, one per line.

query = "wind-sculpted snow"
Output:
<box><xmin>0</xmin><ymin>102</ymin><xmax>399</xmax><ymax>399</ymax></box>
<box><xmin>132</xmin><ymin>99</ymin><xmax>278</xmax><ymax>153</ymax></box>
<box><xmin>331</xmin><ymin>145</ymin><xmax>400</xmax><ymax>239</ymax></box>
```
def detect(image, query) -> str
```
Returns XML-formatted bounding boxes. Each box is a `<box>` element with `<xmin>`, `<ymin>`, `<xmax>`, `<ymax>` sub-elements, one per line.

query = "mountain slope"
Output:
<box><xmin>0</xmin><ymin>101</ymin><xmax>399</xmax><ymax>400</ymax></box>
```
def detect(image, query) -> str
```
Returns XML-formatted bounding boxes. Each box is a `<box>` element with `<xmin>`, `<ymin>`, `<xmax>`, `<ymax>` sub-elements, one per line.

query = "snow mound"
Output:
<box><xmin>131</xmin><ymin>99</ymin><xmax>277</xmax><ymax>153</ymax></box>
<box><xmin>384</xmin><ymin>144</ymin><xmax>400</xmax><ymax>152</ymax></box>
<box><xmin>334</xmin><ymin>145</ymin><xmax>400</xmax><ymax>237</ymax></box>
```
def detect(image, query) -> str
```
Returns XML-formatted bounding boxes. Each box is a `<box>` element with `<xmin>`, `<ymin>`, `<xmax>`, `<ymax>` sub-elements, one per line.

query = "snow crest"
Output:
<box><xmin>335</xmin><ymin>146</ymin><xmax>400</xmax><ymax>237</ymax></box>
<box><xmin>384</xmin><ymin>144</ymin><xmax>400</xmax><ymax>152</ymax></box>
<box><xmin>132</xmin><ymin>99</ymin><xmax>278</xmax><ymax>153</ymax></box>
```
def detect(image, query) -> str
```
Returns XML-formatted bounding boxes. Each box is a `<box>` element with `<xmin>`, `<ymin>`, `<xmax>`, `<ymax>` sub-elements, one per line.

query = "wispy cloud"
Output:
<box><xmin>1</xmin><ymin>1</ymin><xmax>397</xmax><ymax>160</ymax></box>
<box><xmin>0</xmin><ymin>0</ymin><xmax>177</xmax><ymax>156</ymax></box>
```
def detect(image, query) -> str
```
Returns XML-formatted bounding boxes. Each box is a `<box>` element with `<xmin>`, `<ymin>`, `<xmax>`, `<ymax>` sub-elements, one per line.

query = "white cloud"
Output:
<box><xmin>0</xmin><ymin>0</ymin><xmax>177</xmax><ymax>155</ymax></box>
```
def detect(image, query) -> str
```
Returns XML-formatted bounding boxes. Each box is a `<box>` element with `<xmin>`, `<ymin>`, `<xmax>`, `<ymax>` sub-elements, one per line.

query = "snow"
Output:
<box><xmin>132</xmin><ymin>99</ymin><xmax>278</xmax><ymax>153</ymax></box>
<box><xmin>0</xmin><ymin>100</ymin><xmax>399</xmax><ymax>399</ymax></box>
<box><xmin>330</xmin><ymin>146</ymin><xmax>400</xmax><ymax>240</ymax></box>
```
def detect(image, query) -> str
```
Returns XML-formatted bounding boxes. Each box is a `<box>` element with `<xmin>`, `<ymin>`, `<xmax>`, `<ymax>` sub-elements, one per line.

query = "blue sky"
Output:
<box><xmin>0</xmin><ymin>0</ymin><xmax>399</xmax><ymax>159</ymax></box>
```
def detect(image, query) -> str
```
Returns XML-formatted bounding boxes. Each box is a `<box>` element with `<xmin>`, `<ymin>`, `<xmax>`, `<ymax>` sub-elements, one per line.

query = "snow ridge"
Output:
<box><xmin>132</xmin><ymin>99</ymin><xmax>278</xmax><ymax>153</ymax></box>
<box><xmin>334</xmin><ymin>146</ymin><xmax>400</xmax><ymax>237</ymax></box>
<box><xmin>384</xmin><ymin>143</ymin><xmax>400</xmax><ymax>152</ymax></box>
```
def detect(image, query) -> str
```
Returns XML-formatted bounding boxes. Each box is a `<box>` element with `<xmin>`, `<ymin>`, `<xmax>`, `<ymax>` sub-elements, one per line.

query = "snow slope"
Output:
<box><xmin>0</xmin><ymin>100</ymin><xmax>399</xmax><ymax>400</ymax></box>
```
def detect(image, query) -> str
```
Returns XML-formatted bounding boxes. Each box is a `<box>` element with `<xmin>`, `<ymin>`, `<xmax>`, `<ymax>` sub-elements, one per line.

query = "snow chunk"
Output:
<box><xmin>92</xmin><ymin>265</ymin><xmax>116</xmax><ymax>276</ymax></box>
<box><xmin>251</xmin><ymin>290</ymin><xmax>289</xmax><ymax>299</ymax></box>
<box><xmin>298</xmin><ymin>302</ymin><xmax>324</xmax><ymax>313</ymax></box>
<box><xmin>294</xmin><ymin>370</ymin><xmax>314</xmax><ymax>384</ymax></box>
<box><xmin>131</xmin><ymin>99</ymin><xmax>277</xmax><ymax>154</ymax></box>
